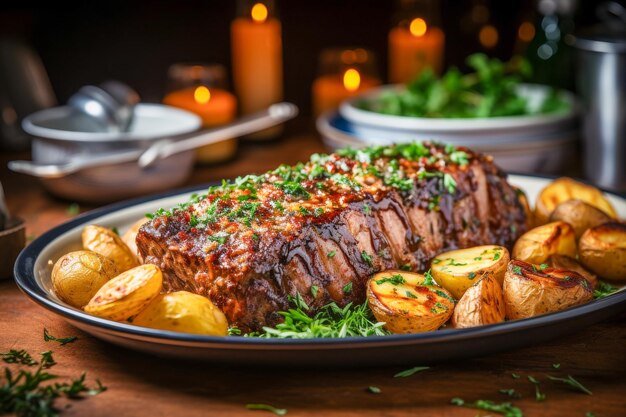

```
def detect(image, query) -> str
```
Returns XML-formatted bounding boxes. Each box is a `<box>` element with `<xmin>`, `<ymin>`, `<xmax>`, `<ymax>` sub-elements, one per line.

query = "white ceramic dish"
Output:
<box><xmin>339</xmin><ymin>84</ymin><xmax>578</xmax><ymax>143</ymax></box>
<box><xmin>316</xmin><ymin>111</ymin><xmax>577</xmax><ymax>174</ymax></box>
<box><xmin>13</xmin><ymin>176</ymin><xmax>626</xmax><ymax>367</ymax></box>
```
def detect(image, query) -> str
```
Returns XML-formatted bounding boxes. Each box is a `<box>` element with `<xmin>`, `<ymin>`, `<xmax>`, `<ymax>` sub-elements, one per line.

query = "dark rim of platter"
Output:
<box><xmin>13</xmin><ymin>173</ymin><xmax>626</xmax><ymax>347</ymax></box>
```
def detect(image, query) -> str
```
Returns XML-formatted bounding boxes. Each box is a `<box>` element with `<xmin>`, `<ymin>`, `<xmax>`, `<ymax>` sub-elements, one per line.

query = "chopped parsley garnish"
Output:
<box><xmin>361</xmin><ymin>251</ymin><xmax>373</xmax><ymax>266</ymax></box>
<box><xmin>539</xmin><ymin>263</ymin><xmax>549</xmax><ymax>270</ymax></box>
<box><xmin>547</xmin><ymin>375</ymin><xmax>592</xmax><ymax>395</ymax></box>
<box><xmin>66</xmin><ymin>203</ymin><xmax>80</xmax><ymax>216</ymax></box>
<box><xmin>362</xmin><ymin>202</ymin><xmax>371</xmax><ymax>215</ymax></box>
<box><xmin>493</xmin><ymin>252</ymin><xmax>501</xmax><ymax>261</ymax></box>
<box><xmin>310</xmin><ymin>285</ymin><xmax>319</xmax><ymax>298</ymax></box>
<box><xmin>512</xmin><ymin>266</ymin><xmax>522</xmax><ymax>275</ymax></box>
<box><xmin>405</xmin><ymin>291</ymin><xmax>418</xmax><ymax>299</ymax></box>
<box><xmin>443</xmin><ymin>173</ymin><xmax>457</xmax><ymax>194</ymax></box>
<box><xmin>446</xmin><ymin>258</ymin><xmax>467</xmax><ymax>266</ymax></box>
<box><xmin>43</xmin><ymin>328</ymin><xmax>77</xmax><ymax>346</ymax></box>
<box><xmin>593</xmin><ymin>280</ymin><xmax>618</xmax><ymax>299</ymax></box>
<box><xmin>245</xmin><ymin>403</ymin><xmax>288</xmax><ymax>416</ymax></box>
<box><xmin>432</xmin><ymin>259</ymin><xmax>442</xmax><ymax>264</ymax></box>
<box><xmin>327</xmin><ymin>250</ymin><xmax>336</xmax><ymax>258</ymax></box>
<box><xmin>468</xmin><ymin>272</ymin><xmax>476</xmax><ymax>279</ymax></box>
<box><xmin>228</xmin><ymin>327</ymin><xmax>242</xmax><ymax>336</ymax></box>
<box><xmin>375</xmin><ymin>274</ymin><xmax>406</xmax><ymax>286</ymax></box>
<box><xmin>367</xmin><ymin>386</ymin><xmax>381</xmax><ymax>394</ymax></box>
<box><xmin>499</xmin><ymin>388</ymin><xmax>521</xmax><ymax>398</ymax></box>
<box><xmin>342</xmin><ymin>282</ymin><xmax>353</xmax><ymax>294</ymax></box>
<box><xmin>423</xmin><ymin>270</ymin><xmax>435</xmax><ymax>285</ymax></box>
<box><xmin>449</xmin><ymin>150</ymin><xmax>469</xmax><ymax>166</ymax></box>
<box><xmin>208</xmin><ymin>235</ymin><xmax>228</xmax><ymax>244</ymax></box>
<box><xmin>400</xmin><ymin>264</ymin><xmax>412</xmax><ymax>271</ymax></box>
<box><xmin>450</xmin><ymin>398</ymin><xmax>523</xmax><ymax>417</ymax></box>
<box><xmin>393</xmin><ymin>366</ymin><xmax>430</xmax><ymax>378</ymax></box>
<box><xmin>248</xmin><ymin>294</ymin><xmax>387</xmax><ymax>338</ymax></box>
<box><xmin>276</xmin><ymin>181</ymin><xmax>311</xmax><ymax>200</ymax></box>
<box><xmin>313</xmin><ymin>207</ymin><xmax>325</xmax><ymax>217</ymax></box>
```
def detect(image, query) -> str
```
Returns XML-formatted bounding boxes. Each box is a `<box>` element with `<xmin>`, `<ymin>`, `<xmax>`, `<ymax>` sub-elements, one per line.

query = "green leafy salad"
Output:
<box><xmin>358</xmin><ymin>53</ymin><xmax>570</xmax><ymax>118</ymax></box>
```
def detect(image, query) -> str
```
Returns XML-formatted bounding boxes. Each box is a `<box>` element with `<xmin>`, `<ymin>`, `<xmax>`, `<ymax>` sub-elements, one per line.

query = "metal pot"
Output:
<box><xmin>12</xmin><ymin>102</ymin><xmax>298</xmax><ymax>203</ymax></box>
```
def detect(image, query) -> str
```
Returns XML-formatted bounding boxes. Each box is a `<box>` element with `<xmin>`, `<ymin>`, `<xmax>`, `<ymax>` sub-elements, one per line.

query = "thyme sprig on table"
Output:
<box><xmin>0</xmin><ymin>350</ymin><xmax>106</xmax><ymax>417</ymax></box>
<box><xmin>248</xmin><ymin>294</ymin><xmax>388</xmax><ymax>339</ymax></box>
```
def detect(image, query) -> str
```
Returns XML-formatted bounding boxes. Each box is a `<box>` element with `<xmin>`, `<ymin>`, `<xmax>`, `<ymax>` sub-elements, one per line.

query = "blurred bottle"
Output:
<box><xmin>524</xmin><ymin>0</ymin><xmax>578</xmax><ymax>90</ymax></box>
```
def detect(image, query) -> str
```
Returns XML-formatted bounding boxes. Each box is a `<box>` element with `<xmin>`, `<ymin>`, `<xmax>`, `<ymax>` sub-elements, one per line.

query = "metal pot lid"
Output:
<box><xmin>573</xmin><ymin>32</ymin><xmax>626</xmax><ymax>53</ymax></box>
<box><xmin>573</xmin><ymin>1</ymin><xmax>626</xmax><ymax>53</ymax></box>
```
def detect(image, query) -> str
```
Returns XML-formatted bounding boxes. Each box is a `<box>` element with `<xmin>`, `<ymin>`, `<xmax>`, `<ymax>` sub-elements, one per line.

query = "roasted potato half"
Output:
<box><xmin>548</xmin><ymin>254</ymin><xmax>597</xmax><ymax>289</ymax></box>
<box><xmin>121</xmin><ymin>217</ymin><xmax>149</xmax><ymax>263</ymax></box>
<box><xmin>549</xmin><ymin>199</ymin><xmax>612</xmax><ymax>240</ymax></box>
<box><xmin>133</xmin><ymin>291</ymin><xmax>228</xmax><ymax>336</ymax></box>
<box><xmin>503</xmin><ymin>260</ymin><xmax>593</xmax><ymax>320</ymax></box>
<box><xmin>515</xmin><ymin>187</ymin><xmax>534</xmax><ymax>229</ymax></box>
<box><xmin>430</xmin><ymin>245</ymin><xmax>509</xmax><ymax>299</ymax></box>
<box><xmin>512</xmin><ymin>221</ymin><xmax>577</xmax><ymax>264</ymax></box>
<box><xmin>535</xmin><ymin>177</ymin><xmax>617</xmax><ymax>225</ymax></box>
<box><xmin>367</xmin><ymin>271</ymin><xmax>454</xmax><ymax>333</ymax></box>
<box><xmin>82</xmin><ymin>225</ymin><xmax>138</xmax><ymax>272</ymax></box>
<box><xmin>451</xmin><ymin>274</ymin><xmax>505</xmax><ymax>328</ymax></box>
<box><xmin>52</xmin><ymin>250</ymin><xmax>119</xmax><ymax>308</ymax></box>
<box><xmin>84</xmin><ymin>264</ymin><xmax>163</xmax><ymax>321</ymax></box>
<box><xmin>579</xmin><ymin>222</ymin><xmax>626</xmax><ymax>281</ymax></box>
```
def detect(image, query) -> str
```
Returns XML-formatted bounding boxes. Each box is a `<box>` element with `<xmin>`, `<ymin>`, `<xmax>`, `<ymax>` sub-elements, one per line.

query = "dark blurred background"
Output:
<box><xmin>0</xmin><ymin>0</ymin><xmax>602</xmax><ymax>115</ymax></box>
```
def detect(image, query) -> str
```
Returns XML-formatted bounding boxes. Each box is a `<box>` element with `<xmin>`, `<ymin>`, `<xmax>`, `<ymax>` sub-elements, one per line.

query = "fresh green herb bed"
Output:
<box><xmin>357</xmin><ymin>54</ymin><xmax>570</xmax><ymax>118</ymax></box>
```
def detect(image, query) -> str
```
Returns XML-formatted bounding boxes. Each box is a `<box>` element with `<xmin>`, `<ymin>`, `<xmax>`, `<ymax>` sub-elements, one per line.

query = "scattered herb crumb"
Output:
<box><xmin>310</xmin><ymin>285</ymin><xmax>319</xmax><ymax>298</ymax></box>
<box><xmin>43</xmin><ymin>328</ymin><xmax>77</xmax><ymax>345</ymax></box>
<box><xmin>534</xmin><ymin>385</ymin><xmax>546</xmax><ymax>401</ymax></box>
<box><xmin>327</xmin><ymin>250</ymin><xmax>336</xmax><ymax>258</ymax></box>
<box><xmin>1</xmin><ymin>349</ymin><xmax>38</xmax><ymax>366</ymax></box>
<box><xmin>552</xmin><ymin>363</ymin><xmax>560</xmax><ymax>369</ymax></box>
<box><xmin>66</xmin><ymin>203</ymin><xmax>80</xmax><ymax>216</ymax></box>
<box><xmin>585</xmin><ymin>412</ymin><xmax>596</xmax><ymax>417</ymax></box>
<box><xmin>527</xmin><ymin>375</ymin><xmax>539</xmax><ymax>384</ymax></box>
<box><xmin>394</xmin><ymin>366</ymin><xmax>430</xmax><ymax>378</ymax></box>
<box><xmin>547</xmin><ymin>375</ymin><xmax>592</xmax><ymax>395</ymax></box>
<box><xmin>450</xmin><ymin>397</ymin><xmax>523</xmax><ymax>417</ymax></box>
<box><xmin>342</xmin><ymin>282</ymin><xmax>353</xmax><ymax>294</ymax></box>
<box><xmin>499</xmin><ymin>388</ymin><xmax>521</xmax><ymax>399</ymax></box>
<box><xmin>511</xmin><ymin>373</ymin><xmax>520</xmax><ymax>379</ymax></box>
<box><xmin>367</xmin><ymin>386</ymin><xmax>381</xmax><ymax>394</ymax></box>
<box><xmin>245</xmin><ymin>404</ymin><xmax>288</xmax><ymax>416</ymax></box>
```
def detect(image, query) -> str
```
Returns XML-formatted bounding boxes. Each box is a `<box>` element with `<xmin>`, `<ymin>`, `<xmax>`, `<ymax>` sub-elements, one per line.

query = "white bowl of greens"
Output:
<box><xmin>338</xmin><ymin>54</ymin><xmax>577</xmax><ymax>146</ymax></box>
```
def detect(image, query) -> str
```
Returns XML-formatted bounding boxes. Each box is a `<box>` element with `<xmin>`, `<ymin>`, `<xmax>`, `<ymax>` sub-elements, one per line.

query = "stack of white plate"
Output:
<box><xmin>316</xmin><ymin>84</ymin><xmax>579</xmax><ymax>174</ymax></box>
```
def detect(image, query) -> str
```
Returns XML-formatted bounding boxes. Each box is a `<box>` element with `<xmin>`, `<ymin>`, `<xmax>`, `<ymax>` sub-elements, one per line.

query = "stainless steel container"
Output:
<box><xmin>573</xmin><ymin>28</ymin><xmax>626</xmax><ymax>191</ymax></box>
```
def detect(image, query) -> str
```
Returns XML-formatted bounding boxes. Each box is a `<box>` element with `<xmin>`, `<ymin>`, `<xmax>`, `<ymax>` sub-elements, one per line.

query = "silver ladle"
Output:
<box><xmin>8</xmin><ymin>102</ymin><xmax>299</xmax><ymax>179</ymax></box>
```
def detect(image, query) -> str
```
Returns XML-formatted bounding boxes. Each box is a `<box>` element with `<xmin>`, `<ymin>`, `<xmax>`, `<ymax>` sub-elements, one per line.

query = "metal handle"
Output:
<box><xmin>8</xmin><ymin>102</ymin><xmax>298</xmax><ymax>178</ymax></box>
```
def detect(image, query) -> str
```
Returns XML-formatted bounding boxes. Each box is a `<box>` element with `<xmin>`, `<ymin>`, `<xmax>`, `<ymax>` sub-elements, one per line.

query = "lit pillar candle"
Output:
<box><xmin>312</xmin><ymin>68</ymin><xmax>380</xmax><ymax>117</ymax></box>
<box><xmin>231</xmin><ymin>2</ymin><xmax>283</xmax><ymax>139</ymax></box>
<box><xmin>163</xmin><ymin>86</ymin><xmax>237</xmax><ymax>163</ymax></box>
<box><xmin>388</xmin><ymin>18</ymin><xmax>445</xmax><ymax>84</ymax></box>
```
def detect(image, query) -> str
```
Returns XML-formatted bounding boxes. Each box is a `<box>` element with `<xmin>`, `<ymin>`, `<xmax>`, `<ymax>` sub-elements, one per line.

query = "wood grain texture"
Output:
<box><xmin>1</xmin><ymin>131</ymin><xmax>625</xmax><ymax>416</ymax></box>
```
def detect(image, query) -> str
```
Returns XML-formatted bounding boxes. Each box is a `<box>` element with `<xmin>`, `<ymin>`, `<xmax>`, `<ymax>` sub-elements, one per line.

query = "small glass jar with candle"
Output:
<box><xmin>388</xmin><ymin>0</ymin><xmax>445</xmax><ymax>84</ymax></box>
<box><xmin>163</xmin><ymin>63</ymin><xmax>237</xmax><ymax>164</ymax></box>
<box><xmin>312</xmin><ymin>47</ymin><xmax>381</xmax><ymax>117</ymax></box>
<box><xmin>231</xmin><ymin>0</ymin><xmax>283</xmax><ymax>140</ymax></box>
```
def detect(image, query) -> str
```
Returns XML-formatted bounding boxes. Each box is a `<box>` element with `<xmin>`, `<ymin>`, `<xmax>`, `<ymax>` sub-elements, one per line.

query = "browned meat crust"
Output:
<box><xmin>137</xmin><ymin>142</ymin><xmax>528</xmax><ymax>331</ymax></box>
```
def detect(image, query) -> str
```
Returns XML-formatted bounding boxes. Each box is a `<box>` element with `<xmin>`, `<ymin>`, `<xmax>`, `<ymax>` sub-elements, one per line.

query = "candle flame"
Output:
<box><xmin>194</xmin><ymin>86</ymin><xmax>211</xmax><ymax>104</ymax></box>
<box><xmin>479</xmin><ymin>25</ymin><xmax>498</xmax><ymax>48</ymax></box>
<box><xmin>409</xmin><ymin>18</ymin><xmax>427</xmax><ymax>37</ymax></box>
<box><xmin>518</xmin><ymin>21</ymin><xmax>535</xmax><ymax>42</ymax></box>
<box><xmin>251</xmin><ymin>3</ymin><xmax>268</xmax><ymax>22</ymax></box>
<box><xmin>343</xmin><ymin>68</ymin><xmax>361</xmax><ymax>92</ymax></box>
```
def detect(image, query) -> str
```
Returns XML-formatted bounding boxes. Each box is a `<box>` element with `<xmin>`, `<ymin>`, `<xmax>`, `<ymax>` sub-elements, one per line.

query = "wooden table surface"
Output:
<box><xmin>1</xmin><ymin>128</ymin><xmax>625</xmax><ymax>417</ymax></box>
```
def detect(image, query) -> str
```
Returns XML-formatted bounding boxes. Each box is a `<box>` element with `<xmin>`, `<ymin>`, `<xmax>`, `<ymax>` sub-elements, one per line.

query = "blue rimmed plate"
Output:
<box><xmin>14</xmin><ymin>175</ymin><xmax>626</xmax><ymax>367</ymax></box>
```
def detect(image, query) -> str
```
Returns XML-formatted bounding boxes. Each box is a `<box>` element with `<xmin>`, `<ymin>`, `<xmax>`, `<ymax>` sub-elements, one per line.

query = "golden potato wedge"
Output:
<box><xmin>549</xmin><ymin>199</ymin><xmax>612</xmax><ymax>240</ymax></box>
<box><xmin>133</xmin><ymin>291</ymin><xmax>228</xmax><ymax>336</ymax></box>
<box><xmin>512</xmin><ymin>221</ymin><xmax>577</xmax><ymax>264</ymax></box>
<box><xmin>84</xmin><ymin>264</ymin><xmax>163</xmax><ymax>321</ymax></box>
<box><xmin>579</xmin><ymin>222</ymin><xmax>626</xmax><ymax>281</ymax></box>
<box><xmin>121</xmin><ymin>217</ymin><xmax>149</xmax><ymax>262</ymax></box>
<box><xmin>52</xmin><ymin>250</ymin><xmax>119</xmax><ymax>308</ymax></box>
<box><xmin>451</xmin><ymin>274</ymin><xmax>505</xmax><ymax>328</ymax></box>
<box><xmin>367</xmin><ymin>271</ymin><xmax>454</xmax><ymax>333</ymax></box>
<box><xmin>503</xmin><ymin>260</ymin><xmax>593</xmax><ymax>320</ymax></box>
<box><xmin>430</xmin><ymin>245</ymin><xmax>509</xmax><ymax>299</ymax></box>
<box><xmin>548</xmin><ymin>254</ymin><xmax>597</xmax><ymax>289</ymax></box>
<box><xmin>535</xmin><ymin>177</ymin><xmax>617</xmax><ymax>225</ymax></box>
<box><xmin>82</xmin><ymin>225</ymin><xmax>138</xmax><ymax>272</ymax></box>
